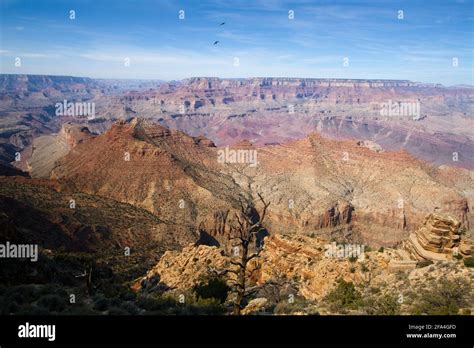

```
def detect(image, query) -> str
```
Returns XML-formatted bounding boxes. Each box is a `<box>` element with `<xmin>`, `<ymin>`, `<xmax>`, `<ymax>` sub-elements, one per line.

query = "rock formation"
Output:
<box><xmin>404</xmin><ymin>213</ymin><xmax>471</xmax><ymax>261</ymax></box>
<box><xmin>48</xmin><ymin>118</ymin><xmax>471</xmax><ymax>248</ymax></box>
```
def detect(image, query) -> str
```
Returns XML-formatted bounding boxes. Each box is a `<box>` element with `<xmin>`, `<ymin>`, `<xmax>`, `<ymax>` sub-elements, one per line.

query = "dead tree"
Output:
<box><xmin>223</xmin><ymin>192</ymin><xmax>270</xmax><ymax>315</ymax></box>
<box><xmin>74</xmin><ymin>266</ymin><xmax>93</xmax><ymax>295</ymax></box>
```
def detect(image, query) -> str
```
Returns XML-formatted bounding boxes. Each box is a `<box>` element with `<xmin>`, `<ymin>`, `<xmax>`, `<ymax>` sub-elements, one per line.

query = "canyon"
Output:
<box><xmin>0</xmin><ymin>74</ymin><xmax>473</xmax><ymax>315</ymax></box>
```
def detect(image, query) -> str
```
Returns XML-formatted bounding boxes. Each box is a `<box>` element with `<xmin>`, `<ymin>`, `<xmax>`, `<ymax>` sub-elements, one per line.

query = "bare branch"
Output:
<box><xmin>247</xmin><ymin>253</ymin><xmax>260</xmax><ymax>262</ymax></box>
<box><xmin>230</xmin><ymin>260</ymin><xmax>245</xmax><ymax>268</ymax></box>
<box><xmin>208</xmin><ymin>267</ymin><xmax>239</xmax><ymax>277</ymax></box>
<box><xmin>257</xmin><ymin>192</ymin><xmax>270</xmax><ymax>224</ymax></box>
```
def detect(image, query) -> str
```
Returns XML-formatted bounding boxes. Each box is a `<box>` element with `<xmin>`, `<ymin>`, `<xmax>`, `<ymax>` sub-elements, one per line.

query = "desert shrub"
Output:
<box><xmin>458</xmin><ymin>226</ymin><xmax>467</xmax><ymax>235</ymax></box>
<box><xmin>16</xmin><ymin>304</ymin><xmax>50</xmax><ymax>315</ymax></box>
<box><xmin>193</xmin><ymin>276</ymin><xmax>230</xmax><ymax>304</ymax></box>
<box><xmin>5</xmin><ymin>285</ymin><xmax>39</xmax><ymax>305</ymax></box>
<box><xmin>409</xmin><ymin>278</ymin><xmax>471</xmax><ymax>315</ymax></box>
<box><xmin>92</xmin><ymin>296</ymin><xmax>109</xmax><ymax>311</ymax></box>
<box><xmin>416</xmin><ymin>259</ymin><xmax>433</xmax><ymax>268</ymax></box>
<box><xmin>325</xmin><ymin>279</ymin><xmax>362</xmax><ymax>312</ymax></box>
<box><xmin>37</xmin><ymin>294</ymin><xmax>67</xmax><ymax>312</ymax></box>
<box><xmin>273</xmin><ymin>301</ymin><xmax>294</xmax><ymax>315</ymax></box>
<box><xmin>119</xmin><ymin>290</ymin><xmax>137</xmax><ymax>301</ymax></box>
<box><xmin>119</xmin><ymin>301</ymin><xmax>140</xmax><ymax>315</ymax></box>
<box><xmin>37</xmin><ymin>284</ymin><xmax>62</xmax><ymax>296</ymax></box>
<box><xmin>369</xmin><ymin>287</ymin><xmax>381</xmax><ymax>295</ymax></box>
<box><xmin>463</xmin><ymin>257</ymin><xmax>474</xmax><ymax>268</ymax></box>
<box><xmin>136</xmin><ymin>295</ymin><xmax>177</xmax><ymax>312</ymax></box>
<box><xmin>364</xmin><ymin>294</ymin><xmax>400</xmax><ymax>315</ymax></box>
<box><xmin>173</xmin><ymin>298</ymin><xmax>226</xmax><ymax>315</ymax></box>
<box><xmin>360</xmin><ymin>264</ymin><xmax>369</xmax><ymax>272</ymax></box>
<box><xmin>0</xmin><ymin>300</ymin><xmax>20</xmax><ymax>315</ymax></box>
<box><xmin>273</xmin><ymin>298</ymin><xmax>310</xmax><ymax>315</ymax></box>
<box><xmin>378</xmin><ymin>247</ymin><xmax>384</xmax><ymax>253</ymax></box>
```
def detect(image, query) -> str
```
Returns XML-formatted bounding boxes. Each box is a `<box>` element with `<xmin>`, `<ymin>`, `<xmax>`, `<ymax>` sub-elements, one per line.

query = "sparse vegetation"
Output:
<box><xmin>325</xmin><ymin>279</ymin><xmax>362</xmax><ymax>313</ymax></box>
<box><xmin>408</xmin><ymin>278</ymin><xmax>471</xmax><ymax>315</ymax></box>
<box><xmin>463</xmin><ymin>257</ymin><xmax>474</xmax><ymax>268</ymax></box>
<box><xmin>416</xmin><ymin>259</ymin><xmax>433</xmax><ymax>268</ymax></box>
<box><xmin>193</xmin><ymin>276</ymin><xmax>230</xmax><ymax>304</ymax></box>
<box><xmin>363</xmin><ymin>294</ymin><xmax>400</xmax><ymax>315</ymax></box>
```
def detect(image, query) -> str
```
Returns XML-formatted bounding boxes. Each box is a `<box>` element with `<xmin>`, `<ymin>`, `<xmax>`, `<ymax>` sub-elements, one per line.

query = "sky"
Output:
<box><xmin>0</xmin><ymin>0</ymin><xmax>473</xmax><ymax>85</ymax></box>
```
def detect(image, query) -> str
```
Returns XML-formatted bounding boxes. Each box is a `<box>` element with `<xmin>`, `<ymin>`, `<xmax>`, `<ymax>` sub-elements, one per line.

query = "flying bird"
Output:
<box><xmin>220</xmin><ymin>22</ymin><xmax>226</xmax><ymax>26</ymax></box>
<box><xmin>213</xmin><ymin>40</ymin><xmax>219</xmax><ymax>45</ymax></box>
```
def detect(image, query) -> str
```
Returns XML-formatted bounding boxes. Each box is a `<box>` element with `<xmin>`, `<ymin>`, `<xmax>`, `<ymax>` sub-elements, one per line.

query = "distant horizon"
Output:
<box><xmin>2</xmin><ymin>72</ymin><xmax>474</xmax><ymax>87</ymax></box>
<box><xmin>1</xmin><ymin>0</ymin><xmax>472</xmax><ymax>85</ymax></box>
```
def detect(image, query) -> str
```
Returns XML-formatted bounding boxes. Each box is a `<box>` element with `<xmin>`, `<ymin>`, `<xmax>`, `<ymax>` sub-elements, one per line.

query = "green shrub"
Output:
<box><xmin>370</xmin><ymin>287</ymin><xmax>381</xmax><ymax>295</ymax></box>
<box><xmin>273</xmin><ymin>298</ymin><xmax>310</xmax><ymax>315</ymax></box>
<box><xmin>120</xmin><ymin>302</ymin><xmax>140</xmax><ymax>315</ymax></box>
<box><xmin>458</xmin><ymin>226</ymin><xmax>467</xmax><ymax>235</ymax></box>
<box><xmin>136</xmin><ymin>296</ymin><xmax>177</xmax><ymax>312</ymax></box>
<box><xmin>119</xmin><ymin>290</ymin><xmax>137</xmax><ymax>301</ymax></box>
<box><xmin>16</xmin><ymin>304</ymin><xmax>50</xmax><ymax>315</ymax></box>
<box><xmin>193</xmin><ymin>277</ymin><xmax>230</xmax><ymax>304</ymax></box>
<box><xmin>463</xmin><ymin>257</ymin><xmax>474</xmax><ymax>268</ymax></box>
<box><xmin>37</xmin><ymin>294</ymin><xmax>67</xmax><ymax>312</ymax></box>
<box><xmin>325</xmin><ymin>279</ymin><xmax>362</xmax><ymax>312</ymax></box>
<box><xmin>5</xmin><ymin>285</ymin><xmax>38</xmax><ymax>305</ymax></box>
<box><xmin>409</xmin><ymin>278</ymin><xmax>471</xmax><ymax>315</ymax></box>
<box><xmin>93</xmin><ymin>297</ymin><xmax>109</xmax><ymax>311</ymax></box>
<box><xmin>416</xmin><ymin>259</ymin><xmax>433</xmax><ymax>268</ymax></box>
<box><xmin>378</xmin><ymin>247</ymin><xmax>384</xmax><ymax>253</ymax></box>
<box><xmin>365</xmin><ymin>295</ymin><xmax>400</xmax><ymax>315</ymax></box>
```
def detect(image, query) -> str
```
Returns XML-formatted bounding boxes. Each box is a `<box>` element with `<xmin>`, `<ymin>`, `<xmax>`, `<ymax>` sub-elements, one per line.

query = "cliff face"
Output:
<box><xmin>0</xmin><ymin>74</ymin><xmax>96</xmax><ymax>94</ymax></box>
<box><xmin>50</xmin><ymin>118</ymin><xmax>471</xmax><ymax>248</ymax></box>
<box><xmin>109</xmin><ymin>77</ymin><xmax>474</xmax><ymax>170</ymax></box>
<box><xmin>2</xmin><ymin>75</ymin><xmax>473</xmax><ymax>173</ymax></box>
<box><xmin>136</xmin><ymin>77</ymin><xmax>454</xmax><ymax>113</ymax></box>
<box><xmin>180</xmin><ymin>77</ymin><xmax>417</xmax><ymax>94</ymax></box>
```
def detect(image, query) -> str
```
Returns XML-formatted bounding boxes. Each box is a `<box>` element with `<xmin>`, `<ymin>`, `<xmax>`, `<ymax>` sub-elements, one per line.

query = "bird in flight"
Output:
<box><xmin>213</xmin><ymin>40</ymin><xmax>219</xmax><ymax>45</ymax></box>
<box><xmin>220</xmin><ymin>22</ymin><xmax>226</xmax><ymax>26</ymax></box>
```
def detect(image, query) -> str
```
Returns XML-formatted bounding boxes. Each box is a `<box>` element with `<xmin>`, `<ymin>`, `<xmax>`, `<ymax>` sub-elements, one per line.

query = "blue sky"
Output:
<box><xmin>0</xmin><ymin>0</ymin><xmax>473</xmax><ymax>85</ymax></box>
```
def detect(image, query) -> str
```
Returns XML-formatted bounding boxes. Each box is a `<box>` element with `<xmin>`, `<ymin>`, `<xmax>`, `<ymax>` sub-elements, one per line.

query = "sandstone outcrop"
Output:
<box><xmin>136</xmin><ymin>234</ymin><xmax>390</xmax><ymax>301</ymax></box>
<box><xmin>404</xmin><ymin>213</ymin><xmax>470</xmax><ymax>261</ymax></box>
